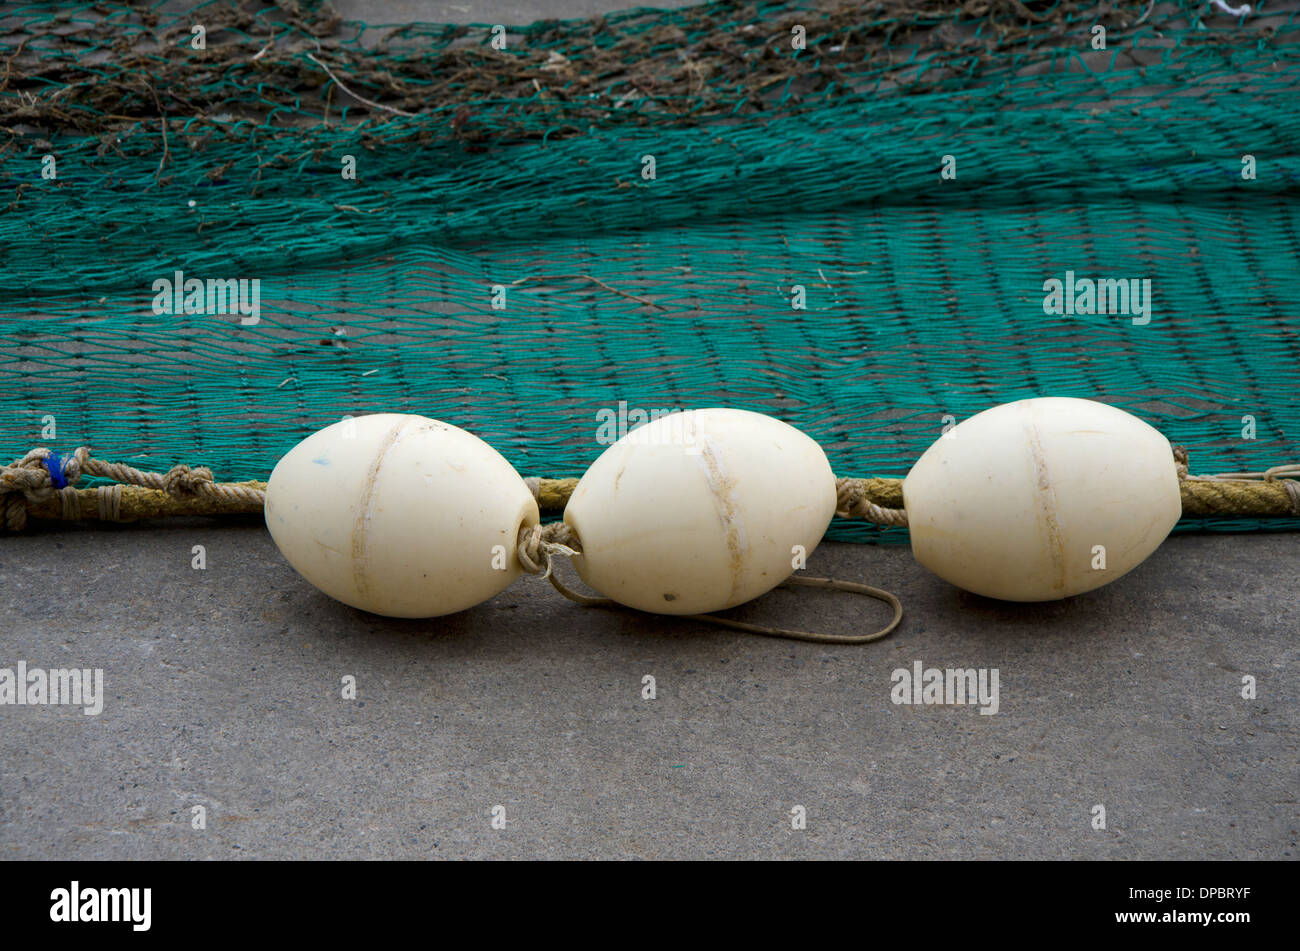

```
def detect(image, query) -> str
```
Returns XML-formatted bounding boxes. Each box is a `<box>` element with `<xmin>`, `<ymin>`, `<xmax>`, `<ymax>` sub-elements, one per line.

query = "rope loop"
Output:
<box><xmin>514</xmin><ymin>521</ymin><xmax>903</xmax><ymax>644</ymax></box>
<box><xmin>685</xmin><ymin>576</ymin><xmax>903</xmax><ymax>644</ymax></box>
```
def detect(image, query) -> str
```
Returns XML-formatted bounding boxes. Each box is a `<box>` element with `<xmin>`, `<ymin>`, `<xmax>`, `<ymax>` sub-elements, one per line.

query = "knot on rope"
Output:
<box><xmin>834</xmin><ymin>477</ymin><xmax>909</xmax><ymax>527</ymax></box>
<box><xmin>516</xmin><ymin>521</ymin><xmax>582</xmax><ymax>581</ymax></box>
<box><xmin>515</xmin><ymin>520</ymin><xmax>611</xmax><ymax>607</ymax></box>
<box><xmin>163</xmin><ymin>463</ymin><xmax>215</xmax><ymax>497</ymax></box>
<box><xmin>1</xmin><ymin>447</ymin><xmax>91</xmax><ymax>531</ymax></box>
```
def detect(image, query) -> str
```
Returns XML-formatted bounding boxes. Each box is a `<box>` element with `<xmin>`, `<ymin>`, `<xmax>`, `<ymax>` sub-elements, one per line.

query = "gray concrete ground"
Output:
<box><xmin>0</xmin><ymin>520</ymin><xmax>1295</xmax><ymax>859</ymax></box>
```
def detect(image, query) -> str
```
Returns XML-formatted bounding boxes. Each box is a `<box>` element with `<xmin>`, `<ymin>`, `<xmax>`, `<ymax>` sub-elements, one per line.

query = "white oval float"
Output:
<box><xmin>265</xmin><ymin>413</ymin><xmax>538</xmax><ymax>617</ymax></box>
<box><xmin>563</xmin><ymin>408</ymin><xmax>836</xmax><ymax>615</ymax></box>
<box><xmin>902</xmin><ymin>397</ymin><xmax>1181</xmax><ymax>601</ymax></box>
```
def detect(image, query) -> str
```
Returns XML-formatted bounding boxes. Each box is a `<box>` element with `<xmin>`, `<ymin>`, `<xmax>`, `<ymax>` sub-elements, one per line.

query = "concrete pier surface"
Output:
<box><xmin>1</xmin><ymin>521</ymin><xmax>1295</xmax><ymax>860</ymax></box>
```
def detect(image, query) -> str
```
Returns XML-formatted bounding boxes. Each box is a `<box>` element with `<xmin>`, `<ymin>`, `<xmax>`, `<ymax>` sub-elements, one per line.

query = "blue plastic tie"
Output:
<box><xmin>42</xmin><ymin>452</ymin><xmax>69</xmax><ymax>490</ymax></box>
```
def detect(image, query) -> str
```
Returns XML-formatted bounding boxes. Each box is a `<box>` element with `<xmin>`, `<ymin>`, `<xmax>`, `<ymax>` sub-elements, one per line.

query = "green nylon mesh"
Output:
<box><xmin>2</xmin><ymin>0</ymin><xmax>1298</xmax><ymax>540</ymax></box>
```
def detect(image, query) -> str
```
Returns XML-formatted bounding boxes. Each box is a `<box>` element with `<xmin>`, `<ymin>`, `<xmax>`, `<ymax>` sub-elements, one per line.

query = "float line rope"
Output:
<box><xmin>4</xmin><ymin>445</ymin><xmax>1300</xmax><ymax>532</ymax></box>
<box><xmin>1</xmin><ymin>447</ymin><xmax>266</xmax><ymax>531</ymax></box>
<box><xmin>5</xmin><ymin>443</ymin><xmax>1294</xmax><ymax>646</ymax></box>
<box><xmin>1172</xmin><ymin>446</ymin><xmax>1300</xmax><ymax>516</ymax></box>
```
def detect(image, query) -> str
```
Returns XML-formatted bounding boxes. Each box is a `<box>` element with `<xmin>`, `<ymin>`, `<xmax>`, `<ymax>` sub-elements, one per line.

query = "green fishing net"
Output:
<box><xmin>2</xmin><ymin>0</ymin><xmax>1298</xmax><ymax>539</ymax></box>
